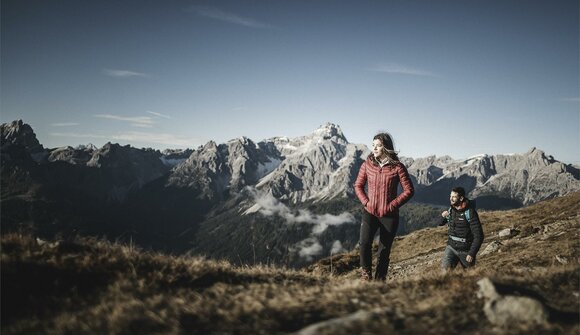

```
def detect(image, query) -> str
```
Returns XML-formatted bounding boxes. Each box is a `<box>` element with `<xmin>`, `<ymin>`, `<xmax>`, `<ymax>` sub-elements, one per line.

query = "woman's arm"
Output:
<box><xmin>389</xmin><ymin>164</ymin><xmax>415</xmax><ymax>209</ymax></box>
<box><xmin>354</xmin><ymin>161</ymin><xmax>369</xmax><ymax>205</ymax></box>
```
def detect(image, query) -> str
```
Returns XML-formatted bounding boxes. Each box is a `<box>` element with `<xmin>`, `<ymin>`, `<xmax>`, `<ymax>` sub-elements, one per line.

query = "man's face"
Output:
<box><xmin>450</xmin><ymin>191</ymin><xmax>463</xmax><ymax>206</ymax></box>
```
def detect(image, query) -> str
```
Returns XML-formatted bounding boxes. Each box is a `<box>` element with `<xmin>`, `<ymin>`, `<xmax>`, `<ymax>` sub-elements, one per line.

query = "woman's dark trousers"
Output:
<box><xmin>359</xmin><ymin>210</ymin><xmax>398</xmax><ymax>281</ymax></box>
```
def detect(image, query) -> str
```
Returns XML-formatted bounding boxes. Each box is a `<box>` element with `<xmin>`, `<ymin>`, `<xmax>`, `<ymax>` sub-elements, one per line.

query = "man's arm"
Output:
<box><xmin>439</xmin><ymin>210</ymin><xmax>449</xmax><ymax>226</ymax></box>
<box><xmin>468</xmin><ymin>210</ymin><xmax>484</xmax><ymax>258</ymax></box>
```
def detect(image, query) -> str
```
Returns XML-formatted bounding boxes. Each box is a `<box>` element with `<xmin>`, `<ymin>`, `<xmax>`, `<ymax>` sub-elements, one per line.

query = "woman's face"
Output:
<box><xmin>372</xmin><ymin>139</ymin><xmax>385</xmax><ymax>158</ymax></box>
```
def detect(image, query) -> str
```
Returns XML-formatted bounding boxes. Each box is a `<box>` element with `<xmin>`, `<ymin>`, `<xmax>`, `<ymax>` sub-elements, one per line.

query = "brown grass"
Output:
<box><xmin>2</xmin><ymin>192</ymin><xmax>579</xmax><ymax>334</ymax></box>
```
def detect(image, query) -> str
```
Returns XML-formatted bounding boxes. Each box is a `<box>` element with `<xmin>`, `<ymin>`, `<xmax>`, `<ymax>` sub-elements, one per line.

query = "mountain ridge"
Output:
<box><xmin>2</xmin><ymin>119</ymin><xmax>577</xmax><ymax>207</ymax></box>
<box><xmin>2</xmin><ymin>119</ymin><xmax>579</xmax><ymax>267</ymax></box>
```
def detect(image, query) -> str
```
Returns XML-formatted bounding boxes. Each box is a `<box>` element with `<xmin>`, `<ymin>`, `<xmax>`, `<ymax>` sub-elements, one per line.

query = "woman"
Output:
<box><xmin>354</xmin><ymin>132</ymin><xmax>414</xmax><ymax>281</ymax></box>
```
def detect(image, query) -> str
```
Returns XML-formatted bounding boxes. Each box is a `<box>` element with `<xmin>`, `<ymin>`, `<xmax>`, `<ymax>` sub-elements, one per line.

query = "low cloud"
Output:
<box><xmin>330</xmin><ymin>240</ymin><xmax>346</xmax><ymax>255</ymax></box>
<box><xmin>248</xmin><ymin>188</ymin><xmax>355</xmax><ymax>233</ymax></box>
<box><xmin>246</xmin><ymin>188</ymin><xmax>355</xmax><ymax>260</ymax></box>
<box><xmin>294</xmin><ymin>238</ymin><xmax>323</xmax><ymax>261</ymax></box>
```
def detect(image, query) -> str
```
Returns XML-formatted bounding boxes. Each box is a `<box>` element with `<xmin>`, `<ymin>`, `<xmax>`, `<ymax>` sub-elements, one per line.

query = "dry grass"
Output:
<box><xmin>2</xmin><ymin>192</ymin><xmax>579</xmax><ymax>334</ymax></box>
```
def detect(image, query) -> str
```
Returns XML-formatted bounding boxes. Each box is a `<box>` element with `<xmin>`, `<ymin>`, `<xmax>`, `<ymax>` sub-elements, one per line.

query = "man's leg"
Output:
<box><xmin>441</xmin><ymin>245</ymin><xmax>460</xmax><ymax>271</ymax></box>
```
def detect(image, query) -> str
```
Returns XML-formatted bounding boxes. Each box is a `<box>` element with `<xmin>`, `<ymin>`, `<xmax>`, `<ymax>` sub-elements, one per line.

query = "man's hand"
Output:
<box><xmin>441</xmin><ymin>210</ymin><xmax>449</xmax><ymax>218</ymax></box>
<box><xmin>466</xmin><ymin>255</ymin><xmax>473</xmax><ymax>263</ymax></box>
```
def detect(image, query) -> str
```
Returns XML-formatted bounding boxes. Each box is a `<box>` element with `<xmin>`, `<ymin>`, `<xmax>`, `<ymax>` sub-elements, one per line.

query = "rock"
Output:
<box><xmin>477</xmin><ymin>278</ymin><xmax>549</xmax><ymax>327</ymax></box>
<box><xmin>479</xmin><ymin>241</ymin><xmax>502</xmax><ymax>257</ymax></box>
<box><xmin>498</xmin><ymin>228</ymin><xmax>519</xmax><ymax>239</ymax></box>
<box><xmin>292</xmin><ymin>308</ymin><xmax>401</xmax><ymax>335</ymax></box>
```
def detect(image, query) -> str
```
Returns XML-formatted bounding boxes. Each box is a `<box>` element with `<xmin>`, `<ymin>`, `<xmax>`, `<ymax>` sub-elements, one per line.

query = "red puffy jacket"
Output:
<box><xmin>354</xmin><ymin>157</ymin><xmax>414</xmax><ymax>217</ymax></box>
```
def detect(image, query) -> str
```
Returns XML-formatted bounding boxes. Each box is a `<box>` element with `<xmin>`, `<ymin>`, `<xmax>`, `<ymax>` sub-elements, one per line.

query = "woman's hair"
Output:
<box><xmin>372</xmin><ymin>132</ymin><xmax>399</xmax><ymax>162</ymax></box>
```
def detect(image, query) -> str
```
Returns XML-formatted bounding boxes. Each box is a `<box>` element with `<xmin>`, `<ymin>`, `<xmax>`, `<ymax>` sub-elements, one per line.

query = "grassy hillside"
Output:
<box><xmin>2</xmin><ymin>192</ymin><xmax>579</xmax><ymax>334</ymax></box>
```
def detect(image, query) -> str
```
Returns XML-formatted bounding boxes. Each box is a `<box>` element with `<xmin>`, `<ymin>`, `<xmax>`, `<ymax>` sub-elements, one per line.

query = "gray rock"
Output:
<box><xmin>292</xmin><ymin>307</ymin><xmax>400</xmax><ymax>335</ymax></box>
<box><xmin>479</xmin><ymin>241</ymin><xmax>502</xmax><ymax>257</ymax></box>
<box><xmin>498</xmin><ymin>228</ymin><xmax>519</xmax><ymax>239</ymax></box>
<box><xmin>477</xmin><ymin>278</ymin><xmax>549</xmax><ymax>327</ymax></box>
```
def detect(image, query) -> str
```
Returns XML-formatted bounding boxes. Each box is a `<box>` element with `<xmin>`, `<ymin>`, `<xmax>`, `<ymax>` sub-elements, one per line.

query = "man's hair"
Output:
<box><xmin>452</xmin><ymin>187</ymin><xmax>466</xmax><ymax>198</ymax></box>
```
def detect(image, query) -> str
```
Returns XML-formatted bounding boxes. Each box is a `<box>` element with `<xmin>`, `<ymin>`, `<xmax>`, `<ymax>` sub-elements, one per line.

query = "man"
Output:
<box><xmin>440</xmin><ymin>187</ymin><xmax>484</xmax><ymax>270</ymax></box>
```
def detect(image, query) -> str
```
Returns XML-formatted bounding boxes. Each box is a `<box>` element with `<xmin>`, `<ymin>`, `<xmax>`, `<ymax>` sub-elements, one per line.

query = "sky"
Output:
<box><xmin>2</xmin><ymin>0</ymin><xmax>579</xmax><ymax>163</ymax></box>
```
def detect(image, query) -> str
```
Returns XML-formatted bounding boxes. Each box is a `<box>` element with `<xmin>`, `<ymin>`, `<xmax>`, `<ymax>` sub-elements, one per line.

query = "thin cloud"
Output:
<box><xmin>103</xmin><ymin>69</ymin><xmax>149</xmax><ymax>78</ymax></box>
<box><xmin>147</xmin><ymin>111</ymin><xmax>172</xmax><ymax>119</ymax></box>
<box><xmin>560</xmin><ymin>97</ymin><xmax>580</xmax><ymax>102</ymax></box>
<box><xmin>50</xmin><ymin>132</ymin><xmax>106</xmax><ymax>139</ymax></box>
<box><xmin>50</xmin><ymin>122</ymin><xmax>79</xmax><ymax>127</ymax></box>
<box><xmin>50</xmin><ymin>131</ymin><xmax>199</xmax><ymax>148</ymax></box>
<box><xmin>191</xmin><ymin>6</ymin><xmax>271</xmax><ymax>29</ymax></box>
<box><xmin>371</xmin><ymin>63</ymin><xmax>437</xmax><ymax>77</ymax></box>
<box><xmin>93</xmin><ymin>114</ymin><xmax>155</xmax><ymax>128</ymax></box>
<box><xmin>111</xmin><ymin>132</ymin><xmax>197</xmax><ymax>147</ymax></box>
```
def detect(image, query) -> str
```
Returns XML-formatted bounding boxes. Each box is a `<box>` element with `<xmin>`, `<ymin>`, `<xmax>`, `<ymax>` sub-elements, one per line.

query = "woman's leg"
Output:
<box><xmin>375</xmin><ymin>216</ymin><xmax>398</xmax><ymax>281</ymax></box>
<box><xmin>359</xmin><ymin>210</ymin><xmax>379</xmax><ymax>279</ymax></box>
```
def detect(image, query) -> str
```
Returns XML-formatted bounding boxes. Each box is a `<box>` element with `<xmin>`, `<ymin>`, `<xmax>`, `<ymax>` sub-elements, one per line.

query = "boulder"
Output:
<box><xmin>477</xmin><ymin>277</ymin><xmax>549</xmax><ymax>327</ymax></box>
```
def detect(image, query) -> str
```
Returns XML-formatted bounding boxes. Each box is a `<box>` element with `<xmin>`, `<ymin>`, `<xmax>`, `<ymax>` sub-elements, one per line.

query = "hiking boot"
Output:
<box><xmin>360</xmin><ymin>268</ymin><xmax>371</xmax><ymax>282</ymax></box>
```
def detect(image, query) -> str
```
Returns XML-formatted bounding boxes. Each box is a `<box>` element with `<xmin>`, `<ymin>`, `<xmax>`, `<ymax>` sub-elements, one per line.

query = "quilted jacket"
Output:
<box><xmin>354</xmin><ymin>156</ymin><xmax>414</xmax><ymax>217</ymax></box>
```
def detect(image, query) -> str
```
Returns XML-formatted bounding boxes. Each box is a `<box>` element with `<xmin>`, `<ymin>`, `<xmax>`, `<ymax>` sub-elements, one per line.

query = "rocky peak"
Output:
<box><xmin>87</xmin><ymin>142</ymin><xmax>164</xmax><ymax>170</ymax></box>
<box><xmin>48</xmin><ymin>145</ymin><xmax>96</xmax><ymax>165</ymax></box>
<box><xmin>168</xmin><ymin>136</ymin><xmax>281</xmax><ymax>199</ymax></box>
<box><xmin>160</xmin><ymin>148</ymin><xmax>194</xmax><ymax>167</ymax></box>
<box><xmin>312</xmin><ymin>123</ymin><xmax>347</xmax><ymax>143</ymax></box>
<box><xmin>255</xmin><ymin>124</ymin><xmax>366</xmax><ymax>203</ymax></box>
<box><xmin>405</xmin><ymin>149</ymin><xmax>580</xmax><ymax>207</ymax></box>
<box><xmin>0</xmin><ymin>120</ymin><xmax>45</xmax><ymax>154</ymax></box>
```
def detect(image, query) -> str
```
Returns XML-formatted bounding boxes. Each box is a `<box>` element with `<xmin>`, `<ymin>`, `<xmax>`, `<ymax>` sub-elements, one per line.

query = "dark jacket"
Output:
<box><xmin>442</xmin><ymin>200</ymin><xmax>484</xmax><ymax>258</ymax></box>
<box><xmin>354</xmin><ymin>156</ymin><xmax>414</xmax><ymax>217</ymax></box>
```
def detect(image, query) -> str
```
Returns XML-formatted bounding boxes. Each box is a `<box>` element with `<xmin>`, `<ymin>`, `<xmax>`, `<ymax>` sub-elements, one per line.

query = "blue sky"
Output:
<box><xmin>2</xmin><ymin>0</ymin><xmax>579</xmax><ymax>163</ymax></box>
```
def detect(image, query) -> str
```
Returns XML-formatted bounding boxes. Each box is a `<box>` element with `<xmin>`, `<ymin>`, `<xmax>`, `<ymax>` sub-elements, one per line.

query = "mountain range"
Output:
<box><xmin>1</xmin><ymin>120</ymin><xmax>579</xmax><ymax>266</ymax></box>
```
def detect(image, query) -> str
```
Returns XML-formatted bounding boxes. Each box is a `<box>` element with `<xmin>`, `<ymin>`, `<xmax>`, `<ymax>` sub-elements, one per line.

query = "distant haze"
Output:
<box><xmin>1</xmin><ymin>0</ymin><xmax>578</xmax><ymax>163</ymax></box>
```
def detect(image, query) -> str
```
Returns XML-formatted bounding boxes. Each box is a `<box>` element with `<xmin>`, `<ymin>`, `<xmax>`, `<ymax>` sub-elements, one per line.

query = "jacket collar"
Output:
<box><xmin>453</xmin><ymin>199</ymin><xmax>469</xmax><ymax>212</ymax></box>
